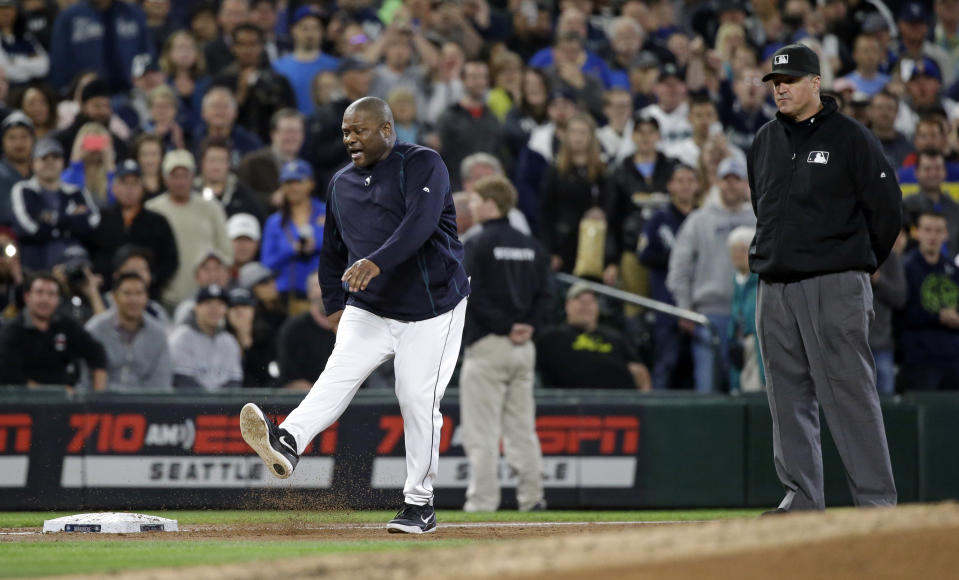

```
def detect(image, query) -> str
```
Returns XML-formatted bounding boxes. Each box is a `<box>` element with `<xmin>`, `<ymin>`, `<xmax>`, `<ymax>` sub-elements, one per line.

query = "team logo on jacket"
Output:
<box><xmin>807</xmin><ymin>151</ymin><xmax>829</xmax><ymax>165</ymax></box>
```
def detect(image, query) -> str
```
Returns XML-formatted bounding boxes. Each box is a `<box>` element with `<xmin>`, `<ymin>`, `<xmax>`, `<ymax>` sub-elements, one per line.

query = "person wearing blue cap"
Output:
<box><xmin>896</xmin><ymin>0</ymin><xmax>955</xmax><ymax>87</ymax></box>
<box><xmin>260</xmin><ymin>158</ymin><xmax>325</xmax><ymax>302</ymax></box>
<box><xmin>272</xmin><ymin>5</ymin><xmax>340</xmax><ymax>115</ymax></box>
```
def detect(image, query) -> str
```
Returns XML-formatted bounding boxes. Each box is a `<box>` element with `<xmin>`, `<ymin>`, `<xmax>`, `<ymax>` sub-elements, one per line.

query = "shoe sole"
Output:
<box><xmin>386</xmin><ymin>523</ymin><xmax>436</xmax><ymax>534</ymax></box>
<box><xmin>240</xmin><ymin>403</ymin><xmax>293</xmax><ymax>479</ymax></box>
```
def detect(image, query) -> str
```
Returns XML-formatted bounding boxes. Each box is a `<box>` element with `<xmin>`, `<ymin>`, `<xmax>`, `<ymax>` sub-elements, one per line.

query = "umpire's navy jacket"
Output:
<box><xmin>747</xmin><ymin>96</ymin><xmax>902</xmax><ymax>282</ymax></box>
<box><xmin>322</xmin><ymin>142</ymin><xmax>470</xmax><ymax>321</ymax></box>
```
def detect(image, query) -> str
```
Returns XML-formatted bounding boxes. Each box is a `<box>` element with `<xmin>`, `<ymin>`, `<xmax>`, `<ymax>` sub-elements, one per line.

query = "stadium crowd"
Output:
<box><xmin>0</xmin><ymin>0</ymin><xmax>956</xmax><ymax>394</ymax></box>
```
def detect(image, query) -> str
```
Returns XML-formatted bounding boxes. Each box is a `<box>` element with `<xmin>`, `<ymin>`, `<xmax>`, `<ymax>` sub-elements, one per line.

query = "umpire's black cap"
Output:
<box><xmin>762</xmin><ymin>44</ymin><xmax>820</xmax><ymax>82</ymax></box>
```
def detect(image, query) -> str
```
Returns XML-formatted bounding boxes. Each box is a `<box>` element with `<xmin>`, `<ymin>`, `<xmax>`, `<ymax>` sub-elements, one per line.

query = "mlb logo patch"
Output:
<box><xmin>774</xmin><ymin>54</ymin><xmax>789</xmax><ymax>65</ymax></box>
<box><xmin>807</xmin><ymin>151</ymin><xmax>830</xmax><ymax>164</ymax></box>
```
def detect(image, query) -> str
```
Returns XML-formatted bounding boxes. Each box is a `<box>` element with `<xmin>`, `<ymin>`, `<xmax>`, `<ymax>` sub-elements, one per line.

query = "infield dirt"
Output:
<box><xmin>11</xmin><ymin>503</ymin><xmax>959</xmax><ymax>579</ymax></box>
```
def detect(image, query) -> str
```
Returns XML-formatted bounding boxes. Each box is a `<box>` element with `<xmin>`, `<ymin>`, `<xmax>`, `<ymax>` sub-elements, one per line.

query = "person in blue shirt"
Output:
<box><xmin>49</xmin><ymin>0</ymin><xmax>155</xmax><ymax>94</ymax></box>
<box><xmin>240</xmin><ymin>97</ymin><xmax>469</xmax><ymax>535</ymax></box>
<box><xmin>260</xmin><ymin>159</ymin><xmax>324</xmax><ymax>298</ymax></box>
<box><xmin>271</xmin><ymin>5</ymin><xmax>339</xmax><ymax>116</ymax></box>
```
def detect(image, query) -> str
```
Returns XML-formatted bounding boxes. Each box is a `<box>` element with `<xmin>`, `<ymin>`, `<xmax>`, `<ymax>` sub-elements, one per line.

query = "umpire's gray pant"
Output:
<box><xmin>757</xmin><ymin>271</ymin><xmax>897</xmax><ymax>511</ymax></box>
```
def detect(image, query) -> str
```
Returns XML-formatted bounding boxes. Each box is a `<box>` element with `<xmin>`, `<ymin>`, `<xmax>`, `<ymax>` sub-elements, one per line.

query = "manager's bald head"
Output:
<box><xmin>342</xmin><ymin>97</ymin><xmax>396</xmax><ymax>168</ymax></box>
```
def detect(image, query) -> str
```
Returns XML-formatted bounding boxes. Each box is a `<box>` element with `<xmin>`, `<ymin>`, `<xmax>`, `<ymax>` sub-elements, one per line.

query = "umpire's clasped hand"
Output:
<box><xmin>342</xmin><ymin>259</ymin><xmax>382</xmax><ymax>292</ymax></box>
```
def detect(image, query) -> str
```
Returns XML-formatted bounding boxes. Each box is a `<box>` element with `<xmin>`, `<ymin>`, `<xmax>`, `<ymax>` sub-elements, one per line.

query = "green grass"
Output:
<box><xmin>0</xmin><ymin>509</ymin><xmax>761</xmax><ymax>578</ymax></box>
<box><xmin>0</xmin><ymin>539</ymin><xmax>474</xmax><ymax>578</ymax></box>
<box><xmin>0</xmin><ymin>508</ymin><xmax>760</xmax><ymax>528</ymax></box>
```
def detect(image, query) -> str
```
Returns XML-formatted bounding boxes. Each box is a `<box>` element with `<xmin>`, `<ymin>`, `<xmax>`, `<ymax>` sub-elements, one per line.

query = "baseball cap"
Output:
<box><xmin>280</xmin><ymin>159</ymin><xmax>314</xmax><ymax>183</ymax></box>
<box><xmin>81</xmin><ymin>78</ymin><xmax>111</xmax><ymax>103</ymax></box>
<box><xmin>291</xmin><ymin>4</ymin><xmax>326</xmax><ymax>26</ymax></box>
<box><xmin>60</xmin><ymin>244</ymin><xmax>91</xmax><ymax>269</ymax></box>
<box><xmin>898</xmin><ymin>0</ymin><xmax>929</xmax><ymax>22</ymax></box>
<box><xmin>33</xmin><ymin>137</ymin><xmax>64</xmax><ymax>159</ymax></box>
<box><xmin>633</xmin><ymin>111</ymin><xmax>660</xmax><ymax>130</ymax></box>
<box><xmin>862</xmin><ymin>13</ymin><xmax>889</xmax><ymax>34</ymax></box>
<box><xmin>659</xmin><ymin>61</ymin><xmax>685</xmax><ymax>81</ymax></box>
<box><xmin>238</xmin><ymin>262</ymin><xmax>275</xmax><ymax>289</ymax></box>
<box><xmin>162</xmin><ymin>149</ymin><xmax>196</xmax><ymax>177</ymax></box>
<box><xmin>717</xmin><ymin>157</ymin><xmax>747</xmax><ymax>179</ymax></box>
<box><xmin>1</xmin><ymin>111</ymin><xmax>34</xmax><ymax>138</ymax></box>
<box><xmin>337</xmin><ymin>56</ymin><xmax>375</xmax><ymax>74</ymax></box>
<box><xmin>630</xmin><ymin>51</ymin><xmax>660</xmax><ymax>70</ymax></box>
<box><xmin>131</xmin><ymin>54</ymin><xmax>160</xmax><ymax>79</ymax></box>
<box><xmin>227</xmin><ymin>213</ymin><xmax>261</xmax><ymax>241</ymax></box>
<box><xmin>566</xmin><ymin>281</ymin><xmax>596</xmax><ymax>301</ymax></box>
<box><xmin>227</xmin><ymin>286</ymin><xmax>257</xmax><ymax>307</ymax></box>
<box><xmin>116</xmin><ymin>159</ymin><xmax>142</xmax><ymax>179</ymax></box>
<box><xmin>762</xmin><ymin>43</ymin><xmax>821</xmax><ymax>82</ymax></box>
<box><xmin>908</xmin><ymin>57</ymin><xmax>942</xmax><ymax>82</ymax></box>
<box><xmin>193</xmin><ymin>248</ymin><xmax>231</xmax><ymax>271</ymax></box>
<box><xmin>195</xmin><ymin>284</ymin><xmax>228</xmax><ymax>304</ymax></box>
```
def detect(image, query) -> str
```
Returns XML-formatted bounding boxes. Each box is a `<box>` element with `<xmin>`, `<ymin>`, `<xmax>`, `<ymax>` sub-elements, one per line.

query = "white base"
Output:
<box><xmin>42</xmin><ymin>512</ymin><xmax>178</xmax><ymax>533</ymax></box>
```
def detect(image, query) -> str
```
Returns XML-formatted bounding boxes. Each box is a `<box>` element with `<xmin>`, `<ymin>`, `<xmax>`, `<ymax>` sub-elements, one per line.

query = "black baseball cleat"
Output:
<box><xmin>240</xmin><ymin>403</ymin><xmax>298</xmax><ymax>479</ymax></box>
<box><xmin>386</xmin><ymin>503</ymin><xmax>436</xmax><ymax>534</ymax></box>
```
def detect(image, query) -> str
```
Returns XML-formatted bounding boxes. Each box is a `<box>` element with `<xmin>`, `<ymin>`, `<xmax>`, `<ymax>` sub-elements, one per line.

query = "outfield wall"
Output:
<box><xmin>0</xmin><ymin>389</ymin><xmax>955</xmax><ymax>510</ymax></box>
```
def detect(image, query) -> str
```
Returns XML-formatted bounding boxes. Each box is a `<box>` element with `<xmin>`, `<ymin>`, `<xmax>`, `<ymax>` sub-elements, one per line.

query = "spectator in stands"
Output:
<box><xmin>159</xmin><ymin>30</ymin><xmax>211</xmax><ymax>133</ymax></box>
<box><xmin>604</xmin><ymin>16</ymin><xmax>645</xmax><ymax>89</ymax></box>
<box><xmin>453</xmin><ymin>191</ymin><xmax>478</xmax><ymax>242</ymax></box>
<box><xmin>272</xmin><ymin>5</ymin><xmax>339</xmax><ymax>116</ymax></box>
<box><xmin>171</xmin><ymin>248</ymin><xmax>232</xmax><ymax>325</ymax></box>
<box><xmin>903</xmin><ymin>150</ymin><xmax>959</xmax><ymax>258</ymax></box>
<box><xmin>607</xmin><ymin>113</ymin><xmax>677</xmax><ymax>273</ymax></box>
<box><xmin>666</xmin><ymin>93</ymin><xmax>743</xmax><ymax>170</ymax></box>
<box><xmin>189</xmin><ymin>2</ymin><xmax>219</xmax><ymax>49</ymax></box>
<box><xmin>628</xmin><ymin>51</ymin><xmax>661</xmax><ymax>112</ymax></box>
<box><xmin>387</xmin><ymin>87</ymin><xmax>424</xmax><ymax>145</ymax></box>
<box><xmin>639</xmin><ymin>61</ymin><xmax>691</xmax><ymax>148</ymax></box>
<box><xmin>718</xmin><ymin>66</ymin><xmax>775</xmax><ymax>153</ymax></box>
<box><xmin>871</xmin><ymin>228</ymin><xmax>908</xmax><ymax>394</ymax></box>
<box><xmin>212</xmin><ymin>22</ymin><xmax>296</xmax><ymax>143</ymax></box>
<box><xmin>727</xmin><ymin>225</ymin><xmax>763</xmax><ymax>392</ymax></box>
<box><xmin>230</xmin><ymin>267</ymin><xmax>286</xmax><ymax>386</ymax></box>
<box><xmin>513</xmin><ymin>88</ymin><xmax>579</xmax><ymax>230</ymax></box>
<box><xmin>0</xmin><ymin>227</ymin><xmax>22</xmax><ymax>318</ymax></box>
<box><xmin>0</xmin><ymin>0</ymin><xmax>48</xmax><ymax>85</ymax></box>
<box><xmin>0</xmin><ymin>112</ymin><xmax>35</xmax><ymax>226</ymax></box>
<box><xmin>12</xmin><ymin>138</ymin><xmax>100</xmax><ymax>272</ymax></box>
<box><xmin>9</xmin><ymin>83</ymin><xmax>56</xmax><ymax>140</ymax></box>
<box><xmin>224</xmin><ymin>286</ymin><xmax>258</xmax><ymax>386</ymax></box>
<box><xmin>251</xmin><ymin>0</ymin><xmax>280</xmax><ymax>62</ymax></box>
<box><xmin>423</xmin><ymin>41</ymin><xmax>465</xmax><ymax>126</ymax></box>
<box><xmin>840</xmin><ymin>34</ymin><xmax>891</xmax><ymax>97</ymax></box>
<box><xmin>89</xmin><ymin>159</ymin><xmax>178</xmax><ymax>296</ymax></box>
<box><xmin>85</xmin><ymin>271</ymin><xmax>173</xmax><ymax>391</ymax></box>
<box><xmin>237</xmin><ymin>108</ymin><xmax>305</xmax><ymax>209</ymax></box>
<box><xmin>869</xmin><ymin>90</ymin><xmax>914</xmax><ymax>169</ymax></box>
<box><xmin>143</xmin><ymin>0</ymin><xmax>175</xmax><ymax>55</ymax></box>
<box><xmin>53</xmin><ymin>78</ymin><xmax>129</xmax><ymax>161</ymax></box>
<box><xmin>204</xmin><ymin>0</ymin><xmax>250</xmax><ymax>77</ymax></box>
<box><xmin>460</xmin><ymin>174</ymin><xmax>548</xmax><ymax>512</ymax></box>
<box><xmin>536</xmin><ymin>282</ymin><xmax>651</xmax><ymax>390</ymax></box>
<box><xmin>460</xmin><ymin>152</ymin><xmax>531</xmax><ymax>235</ymax></box>
<box><xmin>897</xmin><ymin>115</ymin><xmax>959</xmax><ymax>200</ymax></box>
<box><xmin>195</xmin><ymin>138</ymin><xmax>265</xmax><ymax>223</ymax></box>
<box><xmin>900</xmin><ymin>211</ymin><xmax>959</xmax><ymax>390</ymax></box>
<box><xmin>168</xmin><ymin>283</ymin><xmax>243</xmax><ymax>390</ymax></box>
<box><xmin>50</xmin><ymin>244</ymin><xmax>105</xmax><ymax>325</ymax></box>
<box><xmin>638</xmin><ymin>163</ymin><xmax>697</xmax><ymax>391</ymax></box>
<box><xmin>539</xmin><ymin>113</ymin><xmax>612</xmax><ymax>279</ymax></box>
<box><xmin>132</xmin><ymin>134</ymin><xmax>165</xmax><ymax>200</ymax></box>
<box><xmin>935</xmin><ymin>0</ymin><xmax>959</xmax><ymax>68</ymax></box>
<box><xmin>110</xmin><ymin>245</ymin><xmax>172</xmax><ymax>327</ymax></box>
<box><xmin>666</xmin><ymin>157</ymin><xmax>756</xmax><ymax>393</ymax></box>
<box><xmin>276</xmin><ymin>270</ymin><xmax>335</xmax><ymax>390</ymax></box>
<box><xmin>368</xmin><ymin>25</ymin><xmax>433</xmax><ymax>107</ymax></box>
<box><xmin>895</xmin><ymin>2</ymin><xmax>955</xmax><ymax>88</ymax></box>
<box><xmin>424</xmin><ymin>1</ymin><xmax>484</xmax><ymax>59</ymax></box>
<box><xmin>485</xmin><ymin>50</ymin><xmax>524</xmax><ymax>122</ymax></box>
<box><xmin>226</xmin><ymin>213</ymin><xmax>261</xmax><ymax>278</ymax></box>
<box><xmin>305</xmin><ymin>56</ymin><xmax>373</xmax><ymax>189</ymax></box>
<box><xmin>528</xmin><ymin>7</ymin><xmax>613</xmax><ymax>89</ymax></box>
<box><xmin>0</xmin><ymin>271</ymin><xmax>107</xmax><ymax>389</ymax></box>
<box><xmin>145</xmin><ymin>149</ymin><xmax>232</xmax><ymax>309</ymax></box>
<box><xmin>895</xmin><ymin>58</ymin><xmax>952</xmax><ymax>140</ymax></box>
<box><xmin>503</xmin><ymin>68</ymin><xmax>550</xmax><ymax>160</ymax></box>
<box><xmin>436</xmin><ymin>60</ymin><xmax>504</xmax><ymax>190</ymax></box>
<box><xmin>49</xmin><ymin>0</ymin><xmax>154</xmax><ymax>94</ymax></box>
<box><xmin>597</xmin><ymin>89</ymin><xmax>636</xmax><ymax>165</ymax></box>
<box><xmin>192</xmin><ymin>87</ymin><xmax>263</xmax><ymax>167</ymax></box>
<box><xmin>261</xmin><ymin>159</ymin><xmax>324</xmax><ymax>299</ymax></box>
<box><xmin>123</xmin><ymin>53</ymin><xmax>167</xmax><ymax>132</ymax></box>
<box><xmin>143</xmin><ymin>85</ymin><xmax>187</xmax><ymax>152</ymax></box>
<box><xmin>61</xmin><ymin>122</ymin><xmax>116</xmax><ymax>206</ymax></box>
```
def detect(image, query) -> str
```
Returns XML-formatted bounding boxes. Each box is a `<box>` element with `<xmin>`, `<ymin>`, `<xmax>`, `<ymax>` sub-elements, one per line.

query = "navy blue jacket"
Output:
<box><xmin>321</xmin><ymin>142</ymin><xmax>470</xmax><ymax>321</ymax></box>
<box><xmin>11</xmin><ymin>177</ymin><xmax>101</xmax><ymax>271</ymax></box>
<box><xmin>638</xmin><ymin>203</ymin><xmax>688</xmax><ymax>304</ymax></box>
<box><xmin>900</xmin><ymin>249</ymin><xmax>959</xmax><ymax>366</ymax></box>
<box><xmin>49</xmin><ymin>1</ymin><xmax>155</xmax><ymax>93</ymax></box>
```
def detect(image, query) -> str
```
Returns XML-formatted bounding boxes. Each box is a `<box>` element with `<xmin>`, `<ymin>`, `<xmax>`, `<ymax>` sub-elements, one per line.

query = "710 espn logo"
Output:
<box><xmin>372</xmin><ymin>414</ymin><xmax>640</xmax><ymax>490</ymax></box>
<box><xmin>0</xmin><ymin>414</ymin><xmax>31</xmax><ymax>488</ymax></box>
<box><xmin>60</xmin><ymin>413</ymin><xmax>336</xmax><ymax>489</ymax></box>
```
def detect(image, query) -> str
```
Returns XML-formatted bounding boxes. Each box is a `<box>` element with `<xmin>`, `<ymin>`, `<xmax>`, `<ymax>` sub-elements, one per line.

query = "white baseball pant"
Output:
<box><xmin>280</xmin><ymin>298</ymin><xmax>467</xmax><ymax>506</ymax></box>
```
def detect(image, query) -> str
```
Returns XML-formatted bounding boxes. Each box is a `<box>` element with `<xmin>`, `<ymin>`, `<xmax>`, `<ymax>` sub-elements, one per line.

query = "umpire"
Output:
<box><xmin>747</xmin><ymin>44</ymin><xmax>901</xmax><ymax>512</ymax></box>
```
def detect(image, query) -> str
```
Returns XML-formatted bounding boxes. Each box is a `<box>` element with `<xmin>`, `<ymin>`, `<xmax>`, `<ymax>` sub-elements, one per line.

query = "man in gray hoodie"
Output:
<box><xmin>666</xmin><ymin>157</ymin><xmax>756</xmax><ymax>392</ymax></box>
